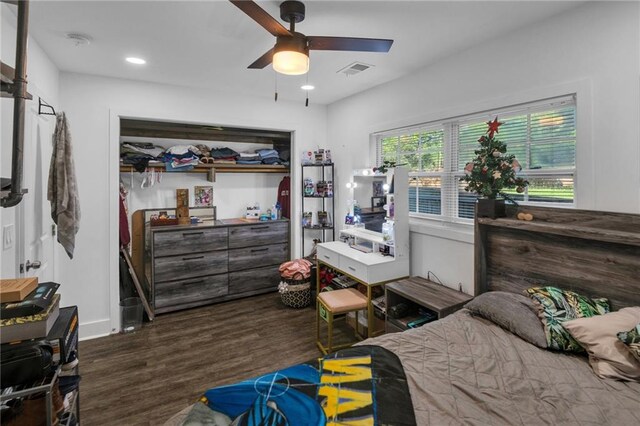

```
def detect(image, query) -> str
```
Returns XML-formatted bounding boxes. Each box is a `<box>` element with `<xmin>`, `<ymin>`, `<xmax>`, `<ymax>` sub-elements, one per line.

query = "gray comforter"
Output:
<box><xmin>363</xmin><ymin>309</ymin><xmax>640</xmax><ymax>425</ymax></box>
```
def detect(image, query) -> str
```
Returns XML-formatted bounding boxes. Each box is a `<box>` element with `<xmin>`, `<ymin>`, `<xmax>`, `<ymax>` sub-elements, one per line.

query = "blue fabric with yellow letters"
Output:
<box><xmin>199</xmin><ymin>345</ymin><xmax>416</xmax><ymax>426</ymax></box>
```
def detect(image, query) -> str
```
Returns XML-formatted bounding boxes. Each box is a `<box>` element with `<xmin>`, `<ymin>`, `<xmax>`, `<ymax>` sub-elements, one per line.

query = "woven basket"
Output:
<box><xmin>278</xmin><ymin>273</ymin><xmax>311</xmax><ymax>308</ymax></box>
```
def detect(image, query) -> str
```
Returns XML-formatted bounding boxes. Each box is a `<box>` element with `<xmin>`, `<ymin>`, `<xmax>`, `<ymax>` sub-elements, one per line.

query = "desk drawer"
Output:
<box><xmin>228</xmin><ymin>243</ymin><xmax>288</xmax><ymax>272</ymax></box>
<box><xmin>153</xmin><ymin>227</ymin><xmax>228</xmax><ymax>257</ymax></box>
<box><xmin>154</xmin><ymin>274</ymin><xmax>228</xmax><ymax>308</ymax></box>
<box><xmin>154</xmin><ymin>250</ymin><xmax>228</xmax><ymax>282</ymax></box>
<box><xmin>317</xmin><ymin>246</ymin><xmax>339</xmax><ymax>268</ymax></box>
<box><xmin>339</xmin><ymin>256</ymin><xmax>368</xmax><ymax>283</ymax></box>
<box><xmin>228</xmin><ymin>222</ymin><xmax>288</xmax><ymax>249</ymax></box>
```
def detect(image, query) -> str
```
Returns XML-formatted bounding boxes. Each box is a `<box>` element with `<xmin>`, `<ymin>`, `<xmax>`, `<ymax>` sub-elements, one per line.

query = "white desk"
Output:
<box><xmin>317</xmin><ymin>240</ymin><xmax>409</xmax><ymax>337</ymax></box>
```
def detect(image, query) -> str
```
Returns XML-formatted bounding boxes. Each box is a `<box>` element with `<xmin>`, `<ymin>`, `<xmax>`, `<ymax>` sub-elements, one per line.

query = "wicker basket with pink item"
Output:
<box><xmin>278</xmin><ymin>259</ymin><xmax>312</xmax><ymax>308</ymax></box>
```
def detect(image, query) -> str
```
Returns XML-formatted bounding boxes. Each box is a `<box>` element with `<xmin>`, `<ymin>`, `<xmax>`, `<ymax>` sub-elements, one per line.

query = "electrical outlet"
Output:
<box><xmin>3</xmin><ymin>224</ymin><xmax>15</xmax><ymax>250</ymax></box>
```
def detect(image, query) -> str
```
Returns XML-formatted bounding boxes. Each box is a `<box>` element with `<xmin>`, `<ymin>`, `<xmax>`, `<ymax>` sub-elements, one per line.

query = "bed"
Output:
<box><xmin>167</xmin><ymin>206</ymin><xmax>640</xmax><ymax>425</ymax></box>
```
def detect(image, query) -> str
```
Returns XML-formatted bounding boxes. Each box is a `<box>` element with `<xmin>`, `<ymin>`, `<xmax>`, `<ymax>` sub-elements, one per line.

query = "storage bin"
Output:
<box><xmin>278</xmin><ymin>273</ymin><xmax>311</xmax><ymax>308</ymax></box>
<box><xmin>120</xmin><ymin>297</ymin><xmax>143</xmax><ymax>333</ymax></box>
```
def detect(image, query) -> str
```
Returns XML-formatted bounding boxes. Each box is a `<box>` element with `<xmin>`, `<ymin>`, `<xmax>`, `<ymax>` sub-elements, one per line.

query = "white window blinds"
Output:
<box><xmin>376</xmin><ymin>95</ymin><xmax>576</xmax><ymax>221</ymax></box>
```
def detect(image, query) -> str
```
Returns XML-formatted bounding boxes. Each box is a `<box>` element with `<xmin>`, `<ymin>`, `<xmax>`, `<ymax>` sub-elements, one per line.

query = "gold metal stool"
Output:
<box><xmin>316</xmin><ymin>288</ymin><xmax>368</xmax><ymax>354</ymax></box>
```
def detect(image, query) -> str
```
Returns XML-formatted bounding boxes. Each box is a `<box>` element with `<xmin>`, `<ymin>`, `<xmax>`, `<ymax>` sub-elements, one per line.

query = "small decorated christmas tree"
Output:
<box><xmin>461</xmin><ymin>117</ymin><xmax>528</xmax><ymax>203</ymax></box>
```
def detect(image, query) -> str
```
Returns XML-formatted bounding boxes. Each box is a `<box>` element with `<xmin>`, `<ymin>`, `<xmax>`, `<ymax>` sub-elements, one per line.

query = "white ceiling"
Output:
<box><xmin>22</xmin><ymin>0</ymin><xmax>583</xmax><ymax>105</ymax></box>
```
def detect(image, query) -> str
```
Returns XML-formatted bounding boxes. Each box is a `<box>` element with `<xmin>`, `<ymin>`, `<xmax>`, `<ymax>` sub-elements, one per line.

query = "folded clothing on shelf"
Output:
<box><xmin>120</xmin><ymin>142</ymin><xmax>164</xmax><ymax>158</ymax></box>
<box><xmin>211</xmin><ymin>147</ymin><xmax>240</xmax><ymax>159</ymax></box>
<box><xmin>256</xmin><ymin>148</ymin><xmax>284</xmax><ymax>165</ymax></box>
<box><xmin>238</xmin><ymin>152</ymin><xmax>261</xmax><ymax>161</ymax></box>
<box><xmin>256</xmin><ymin>148</ymin><xmax>279</xmax><ymax>159</ymax></box>
<box><xmin>262</xmin><ymin>156</ymin><xmax>282</xmax><ymax>165</ymax></box>
<box><xmin>161</xmin><ymin>145</ymin><xmax>200</xmax><ymax>171</ymax></box>
<box><xmin>121</xmin><ymin>142</ymin><xmax>165</xmax><ymax>172</ymax></box>
<box><xmin>166</xmin><ymin>145</ymin><xmax>200</xmax><ymax>156</ymax></box>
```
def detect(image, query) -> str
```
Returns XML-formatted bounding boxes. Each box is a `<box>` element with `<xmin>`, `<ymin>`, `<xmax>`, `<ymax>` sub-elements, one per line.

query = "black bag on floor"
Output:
<box><xmin>0</xmin><ymin>342</ymin><xmax>53</xmax><ymax>387</ymax></box>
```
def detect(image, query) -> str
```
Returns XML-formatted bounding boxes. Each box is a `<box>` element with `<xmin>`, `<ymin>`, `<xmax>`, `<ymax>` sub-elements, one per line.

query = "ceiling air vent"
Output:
<box><xmin>338</xmin><ymin>62</ymin><xmax>373</xmax><ymax>76</ymax></box>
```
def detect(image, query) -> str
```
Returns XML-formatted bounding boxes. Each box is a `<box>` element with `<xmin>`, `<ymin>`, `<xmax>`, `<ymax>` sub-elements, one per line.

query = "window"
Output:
<box><xmin>376</xmin><ymin>95</ymin><xmax>576</xmax><ymax>221</ymax></box>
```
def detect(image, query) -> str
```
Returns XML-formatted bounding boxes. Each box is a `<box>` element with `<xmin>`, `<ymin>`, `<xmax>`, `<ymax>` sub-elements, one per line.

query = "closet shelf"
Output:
<box><xmin>477</xmin><ymin>217</ymin><xmax>640</xmax><ymax>247</ymax></box>
<box><xmin>120</xmin><ymin>163</ymin><xmax>289</xmax><ymax>182</ymax></box>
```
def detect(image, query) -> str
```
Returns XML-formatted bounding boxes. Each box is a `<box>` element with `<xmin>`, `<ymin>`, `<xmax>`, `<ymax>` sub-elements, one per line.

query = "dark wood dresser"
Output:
<box><xmin>145</xmin><ymin>219</ymin><xmax>289</xmax><ymax>314</ymax></box>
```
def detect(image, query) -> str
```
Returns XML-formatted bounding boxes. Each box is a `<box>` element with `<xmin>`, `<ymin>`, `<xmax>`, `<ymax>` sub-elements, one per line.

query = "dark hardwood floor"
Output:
<box><xmin>79</xmin><ymin>293</ymin><xmax>324</xmax><ymax>425</ymax></box>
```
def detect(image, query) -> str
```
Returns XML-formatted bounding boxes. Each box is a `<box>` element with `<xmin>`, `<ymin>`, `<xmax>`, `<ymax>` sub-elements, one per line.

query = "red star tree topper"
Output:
<box><xmin>486</xmin><ymin>117</ymin><xmax>502</xmax><ymax>138</ymax></box>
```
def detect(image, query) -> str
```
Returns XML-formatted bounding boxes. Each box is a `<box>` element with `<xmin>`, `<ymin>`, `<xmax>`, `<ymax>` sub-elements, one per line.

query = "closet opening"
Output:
<box><xmin>117</xmin><ymin>118</ymin><xmax>292</xmax><ymax>328</ymax></box>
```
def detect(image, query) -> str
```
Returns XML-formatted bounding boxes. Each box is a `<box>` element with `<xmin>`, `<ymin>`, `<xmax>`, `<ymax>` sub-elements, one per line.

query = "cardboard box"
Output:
<box><xmin>0</xmin><ymin>277</ymin><xmax>38</xmax><ymax>302</ymax></box>
<box><xmin>347</xmin><ymin>309</ymin><xmax>385</xmax><ymax>336</ymax></box>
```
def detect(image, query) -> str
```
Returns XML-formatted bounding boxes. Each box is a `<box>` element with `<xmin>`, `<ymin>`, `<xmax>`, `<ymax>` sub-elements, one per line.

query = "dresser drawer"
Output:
<box><xmin>229</xmin><ymin>265</ymin><xmax>280</xmax><ymax>295</ymax></box>
<box><xmin>317</xmin><ymin>246</ymin><xmax>339</xmax><ymax>268</ymax></box>
<box><xmin>228</xmin><ymin>243</ymin><xmax>288</xmax><ymax>272</ymax></box>
<box><xmin>154</xmin><ymin>274</ymin><xmax>228</xmax><ymax>309</ymax></box>
<box><xmin>228</xmin><ymin>222</ymin><xmax>288</xmax><ymax>249</ymax></box>
<box><xmin>154</xmin><ymin>250</ymin><xmax>228</xmax><ymax>282</ymax></box>
<box><xmin>153</xmin><ymin>227</ymin><xmax>228</xmax><ymax>257</ymax></box>
<box><xmin>339</xmin><ymin>255</ymin><xmax>368</xmax><ymax>283</ymax></box>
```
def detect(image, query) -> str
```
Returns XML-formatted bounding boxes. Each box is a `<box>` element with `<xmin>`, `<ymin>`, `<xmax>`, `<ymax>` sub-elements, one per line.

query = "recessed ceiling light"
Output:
<box><xmin>126</xmin><ymin>57</ymin><xmax>146</xmax><ymax>65</ymax></box>
<box><xmin>301</xmin><ymin>84</ymin><xmax>315</xmax><ymax>91</ymax></box>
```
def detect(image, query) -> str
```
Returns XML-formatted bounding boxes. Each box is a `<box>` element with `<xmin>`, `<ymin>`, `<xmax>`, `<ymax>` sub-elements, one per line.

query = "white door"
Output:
<box><xmin>16</xmin><ymin>100</ymin><xmax>56</xmax><ymax>282</ymax></box>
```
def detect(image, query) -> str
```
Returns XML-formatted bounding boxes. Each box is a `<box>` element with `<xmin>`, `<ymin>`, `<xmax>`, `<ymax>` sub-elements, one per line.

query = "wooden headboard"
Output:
<box><xmin>475</xmin><ymin>205</ymin><xmax>640</xmax><ymax>309</ymax></box>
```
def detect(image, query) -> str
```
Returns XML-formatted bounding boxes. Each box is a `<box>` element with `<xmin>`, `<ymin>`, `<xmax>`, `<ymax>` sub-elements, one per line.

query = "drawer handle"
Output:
<box><xmin>183</xmin><ymin>255</ymin><xmax>205</xmax><ymax>261</ymax></box>
<box><xmin>348</xmin><ymin>266</ymin><xmax>356</xmax><ymax>272</ymax></box>
<box><xmin>184</xmin><ymin>279</ymin><xmax>205</xmax><ymax>285</ymax></box>
<box><xmin>251</xmin><ymin>248</ymin><xmax>269</xmax><ymax>253</ymax></box>
<box><xmin>183</xmin><ymin>232</ymin><xmax>204</xmax><ymax>237</ymax></box>
<box><xmin>322</xmin><ymin>254</ymin><xmax>331</xmax><ymax>260</ymax></box>
<box><xmin>250</xmin><ymin>226</ymin><xmax>269</xmax><ymax>230</ymax></box>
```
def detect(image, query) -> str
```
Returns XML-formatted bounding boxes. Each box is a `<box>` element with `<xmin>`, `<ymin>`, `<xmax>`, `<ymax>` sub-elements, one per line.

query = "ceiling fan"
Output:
<box><xmin>230</xmin><ymin>0</ymin><xmax>394</xmax><ymax>75</ymax></box>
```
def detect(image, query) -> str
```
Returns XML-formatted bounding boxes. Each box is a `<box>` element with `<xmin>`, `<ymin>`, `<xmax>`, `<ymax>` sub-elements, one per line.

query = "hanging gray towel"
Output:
<box><xmin>48</xmin><ymin>112</ymin><xmax>80</xmax><ymax>259</ymax></box>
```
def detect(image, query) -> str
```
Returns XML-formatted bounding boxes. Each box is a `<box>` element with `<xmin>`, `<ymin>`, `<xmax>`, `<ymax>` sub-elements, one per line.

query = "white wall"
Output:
<box><xmin>1</xmin><ymin>4</ymin><xmax>60</xmax><ymax>278</ymax></box>
<box><xmin>58</xmin><ymin>73</ymin><xmax>327</xmax><ymax>338</ymax></box>
<box><xmin>327</xmin><ymin>2</ymin><xmax>640</xmax><ymax>295</ymax></box>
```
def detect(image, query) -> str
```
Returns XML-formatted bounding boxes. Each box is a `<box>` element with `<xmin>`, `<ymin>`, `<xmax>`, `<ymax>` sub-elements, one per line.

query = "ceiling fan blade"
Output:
<box><xmin>308</xmin><ymin>36</ymin><xmax>393</xmax><ymax>53</ymax></box>
<box><xmin>229</xmin><ymin>0</ymin><xmax>291</xmax><ymax>37</ymax></box>
<box><xmin>248</xmin><ymin>48</ymin><xmax>274</xmax><ymax>69</ymax></box>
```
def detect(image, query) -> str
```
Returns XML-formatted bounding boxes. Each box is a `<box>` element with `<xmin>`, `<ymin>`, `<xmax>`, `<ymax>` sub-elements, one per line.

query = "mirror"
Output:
<box><xmin>348</xmin><ymin>169</ymin><xmax>391</xmax><ymax>233</ymax></box>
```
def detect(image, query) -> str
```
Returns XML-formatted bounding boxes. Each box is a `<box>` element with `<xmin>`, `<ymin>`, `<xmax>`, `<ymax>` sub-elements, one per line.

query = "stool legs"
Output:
<box><xmin>316</xmin><ymin>299</ymin><xmax>365</xmax><ymax>355</ymax></box>
<box><xmin>327</xmin><ymin>310</ymin><xmax>334</xmax><ymax>353</ymax></box>
<box><xmin>316</xmin><ymin>298</ymin><xmax>321</xmax><ymax>348</ymax></box>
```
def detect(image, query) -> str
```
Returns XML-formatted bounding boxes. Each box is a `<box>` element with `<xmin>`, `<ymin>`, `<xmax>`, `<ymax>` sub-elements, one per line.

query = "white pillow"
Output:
<box><xmin>563</xmin><ymin>307</ymin><xmax>640</xmax><ymax>381</ymax></box>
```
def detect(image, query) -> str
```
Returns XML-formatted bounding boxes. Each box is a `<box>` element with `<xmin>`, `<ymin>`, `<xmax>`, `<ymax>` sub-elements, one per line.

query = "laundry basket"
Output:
<box><xmin>278</xmin><ymin>272</ymin><xmax>311</xmax><ymax>308</ymax></box>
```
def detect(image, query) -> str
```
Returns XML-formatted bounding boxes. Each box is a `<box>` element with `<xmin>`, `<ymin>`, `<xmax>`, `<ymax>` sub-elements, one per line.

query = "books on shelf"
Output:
<box><xmin>0</xmin><ymin>282</ymin><xmax>60</xmax><ymax>319</ymax></box>
<box><xmin>317</xmin><ymin>211</ymin><xmax>331</xmax><ymax>226</ymax></box>
<box><xmin>1</xmin><ymin>306</ymin><xmax>78</xmax><ymax>364</ymax></box>
<box><xmin>331</xmin><ymin>275</ymin><xmax>358</xmax><ymax>289</ymax></box>
<box><xmin>372</xmin><ymin>295</ymin><xmax>386</xmax><ymax>314</ymax></box>
<box><xmin>0</xmin><ymin>293</ymin><xmax>61</xmax><ymax>344</ymax></box>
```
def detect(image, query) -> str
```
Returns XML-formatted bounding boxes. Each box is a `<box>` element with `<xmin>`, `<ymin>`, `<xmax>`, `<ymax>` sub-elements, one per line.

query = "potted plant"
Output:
<box><xmin>460</xmin><ymin>117</ymin><xmax>528</xmax><ymax>218</ymax></box>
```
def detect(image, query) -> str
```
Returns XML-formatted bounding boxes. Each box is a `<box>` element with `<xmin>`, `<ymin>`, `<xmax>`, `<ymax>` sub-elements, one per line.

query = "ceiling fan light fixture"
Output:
<box><xmin>272</xmin><ymin>34</ymin><xmax>309</xmax><ymax>75</ymax></box>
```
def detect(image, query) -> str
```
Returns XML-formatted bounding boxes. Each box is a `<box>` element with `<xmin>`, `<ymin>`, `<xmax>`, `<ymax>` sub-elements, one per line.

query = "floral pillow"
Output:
<box><xmin>617</xmin><ymin>323</ymin><xmax>640</xmax><ymax>363</ymax></box>
<box><xmin>525</xmin><ymin>286</ymin><xmax>610</xmax><ymax>352</ymax></box>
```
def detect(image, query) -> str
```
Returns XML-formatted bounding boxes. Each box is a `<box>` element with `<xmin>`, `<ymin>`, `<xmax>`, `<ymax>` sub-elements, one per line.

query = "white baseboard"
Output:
<box><xmin>79</xmin><ymin>318</ymin><xmax>114</xmax><ymax>341</ymax></box>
